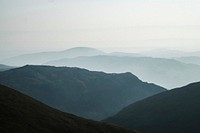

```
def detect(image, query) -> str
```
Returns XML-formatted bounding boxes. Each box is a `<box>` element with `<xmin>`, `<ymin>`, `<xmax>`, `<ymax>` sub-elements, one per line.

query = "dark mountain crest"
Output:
<box><xmin>10</xmin><ymin>65</ymin><xmax>140</xmax><ymax>80</ymax></box>
<box><xmin>104</xmin><ymin>81</ymin><xmax>200</xmax><ymax>133</ymax></box>
<box><xmin>0</xmin><ymin>65</ymin><xmax>166</xmax><ymax>120</ymax></box>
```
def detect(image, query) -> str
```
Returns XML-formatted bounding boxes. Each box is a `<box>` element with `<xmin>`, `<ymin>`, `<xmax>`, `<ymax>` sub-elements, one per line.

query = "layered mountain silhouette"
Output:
<box><xmin>139</xmin><ymin>49</ymin><xmax>187</xmax><ymax>58</ymax></box>
<box><xmin>0</xmin><ymin>84</ymin><xmax>138</xmax><ymax>133</ymax></box>
<box><xmin>108</xmin><ymin>52</ymin><xmax>141</xmax><ymax>57</ymax></box>
<box><xmin>104</xmin><ymin>82</ymin><xmax>200</xmax><ymax>133</ymax></box>
<box><xmin>139</xmin><ymin>48</ymin><xmax>200</xmax><ymax>58</ymax></box>
<box><xmin>46</xmin><ymin>55</ymin><xmax>200</xmax><ymax>88</ymax></box>
<box><xmin>0</xmin><ymin>65</ymin><xmax>165</xmax><ymax>120</ymax></box>
<box><xmin>2</xmin><ymin>46</ymin><xmax>200</xmax><ymax>88</ymax></box>
<box><xmin>175</xmin><ymin>56</ymin><xmax>200</xmax><ymax>66</ymax></box>
<box><xmin>1</xmin><ymin>47</ymin><xmax>105</xmax><ymax>66</ymax></box>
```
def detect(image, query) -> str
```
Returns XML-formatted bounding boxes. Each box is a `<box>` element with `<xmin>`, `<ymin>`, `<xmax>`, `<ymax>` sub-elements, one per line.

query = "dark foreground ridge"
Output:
<box><xmin>0</xmin><ymin>84</ymin><xmax>137</xmax><ymax>133</ymax></box>
<box><xmin>0</xmin><ymin>65</ymin><xmax>166</xmax><ymax>120</ymax></box>
<box><xmin>104</xmin><ymin>82</ymin><xmax>200</xmax><ymax>133</ymax></box>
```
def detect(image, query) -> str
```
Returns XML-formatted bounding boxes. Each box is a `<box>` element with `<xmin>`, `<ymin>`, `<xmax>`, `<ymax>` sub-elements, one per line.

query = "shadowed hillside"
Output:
<box><xmin>104</xmin><ymin>82</ymin><xmax>200</xmax><ymax>133</ymax></box>
<box><xmin>0</xmin><ymin>84</ymin><xmax>137</xmax><ymax>133</ymax></box>
<box><xmin>0</xmin><ymin>65</ymin><xmax>165</xmax><ymax>120</ymax></box>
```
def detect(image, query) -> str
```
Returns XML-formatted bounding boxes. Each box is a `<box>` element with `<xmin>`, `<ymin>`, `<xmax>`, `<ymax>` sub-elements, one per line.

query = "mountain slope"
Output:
<box><xmin>104</xmin><ymin>82</ymin><xmax>200</xmax><ymax>133</ymax></box>
<box><xmin>0</xmin><ymin>64</ymin><xmax>15</xmax><ymax>71</ymax></box>
<box><xmin>1</xmin><ymin>47</ymin><xmax>105</xmax><ymax>66</ymax></box>
<box><xmin>0</xmin><ymin>65</ymin><xmax>165</xmax><ymax>120</ymax></box>
<box><xmin>46</xmin><ymin>55</ymin><xmax>200</xmax><ymax>88</ymax></box>
<box><xmin>0</xmin><ymin>84</ymin><xmax>137</xmax><ymax>133</ymax></box>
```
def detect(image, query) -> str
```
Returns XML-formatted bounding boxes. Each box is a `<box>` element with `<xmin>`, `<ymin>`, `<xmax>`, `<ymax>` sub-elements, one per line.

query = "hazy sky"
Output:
<box><xmin>1</xmin><ymin>0</ymin><xmax>200</xmax><ymax>58</ymax></box>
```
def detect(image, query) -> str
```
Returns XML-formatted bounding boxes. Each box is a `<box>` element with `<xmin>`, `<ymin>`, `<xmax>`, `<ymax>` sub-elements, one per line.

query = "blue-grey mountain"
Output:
<box><xmin>0</xmin><ymin>65</ymin><xmax>165</xmax><ymax>120</ymax></box>
<box><xmin>46</xmin><ymin>55</ymin><xmax>200</xmax><ymax>88</ymax></box>
<box><xmin>175</xmin><ymin>56</ymin><xmax>200</xmax><ymax>66</ymax></box>
<box><xmin>104</xmin><ymin>82</ymin><xmax>200</xmax><ymax>133</ymax></box>
<box><xmin>1</xmin><ymin>47</ymin><xmax>105</xmax><ymax>66</ymax></box>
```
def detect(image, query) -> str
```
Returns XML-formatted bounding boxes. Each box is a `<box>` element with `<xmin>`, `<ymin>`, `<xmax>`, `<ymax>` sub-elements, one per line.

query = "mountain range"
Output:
<box><xmin>3</xmin><ymin>47</ymin><xmax>200</xmax><ymax>66</ymax></box>
<box><xmin>175</xmin><ymin>56</ymin><xmax>200</xmax><ymax>66</ymax></box>
<box><xmin>1</xmin><ymin>47</ymin><xmax>105</xmax><ymax>66</ymax></box>
<box><xmin>46</xmin><ymin>55</ymin><xmax>200</xmax><ymax>88</ymax></box>
<box><xmin>104</xmin><ymin>82</ymin><xmax>200</xmax><ymax>133</ymax></box>
<box><xmin>0</xmin><ymin>84</ymin><xmax>137</xmax><ymax>133</ymax></box>
<box><xmin>2</xmin><ymin>47</ymin><xmax>200</xmax><ymax>88</ymax></box>
<box><xmin>0</xmin><ymin>65</ymin><xmax>165</xmax><ymax>120</ymax></box>
<box><xmin>140</xmin><ymin>48</ymin><xmax>200</xmax><ymax>58</ymax></box>
<box><xmin>1</xmin><ymin>47</ymin><xmax>200</xmax><ymax>132</ymax></box>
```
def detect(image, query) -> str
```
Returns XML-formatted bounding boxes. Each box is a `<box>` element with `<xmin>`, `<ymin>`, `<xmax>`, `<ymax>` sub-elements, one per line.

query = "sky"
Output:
<box><xmin>1</xmin><ymin>0</ymin><xmax>200</xmax><ymax>59</ymax></box>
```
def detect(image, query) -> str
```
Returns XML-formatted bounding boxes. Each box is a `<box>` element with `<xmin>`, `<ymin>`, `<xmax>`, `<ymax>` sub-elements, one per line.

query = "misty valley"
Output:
<box><xmin>1</xmin><ymin>47</ymin><xmax>200</xmax><ymax>133</ymax></box>
<box><xmin>1</xmin><ymin>0</ymin><xmax>200</xmax><ymax>132</ymax></box>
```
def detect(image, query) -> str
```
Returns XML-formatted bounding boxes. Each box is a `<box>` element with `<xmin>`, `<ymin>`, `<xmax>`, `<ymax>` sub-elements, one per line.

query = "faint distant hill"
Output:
<box><xmin>140</xmin><ymin>49</ymin><xmax>187</xmax><ymax>58</ymax></box>
<box><xmin>175</xmin><ymin>56</ymin><xmax>200</xmax><ymax>66</ymax></box>
<box><xmin>108</xmin><ymin>52</ymin><xmax>141</xmax><ymax>57</ymax></box>
<box><xmin>0</xmin><ymin>84</ymin><xmax>137</xmax><ymax>133</ymax></box>
<box><xmin>0</xmin><ymin>65</ymin><xmax>165</xmax><ymax>120</ymax></box>
<box><xmin>1</xmin><ymin>47</ymin><xmax>105</xmax><ymax>66</ymax></box>
<box><xmin>187</xmin><ymin>51</ymin><xmax>200</xmax><ymax>57</ymax></box>
<box><xmin>104</xmin><ymin>81</ymin><xmax>200</xmax><ymax>133</ymax></box>
<box><xmin>0</xmin><ymin>64</ymin><xmax>15</xmax><ymax>71</ymax></box>
<box><xmin>140</xmin><ymin>48</ymin><xmax>200</xmax><ymax>58</ymax></box>
<box><xmin>46</xmin><ymin>55</ymin><xmax>200</xmax><ymax>88</ymax></box>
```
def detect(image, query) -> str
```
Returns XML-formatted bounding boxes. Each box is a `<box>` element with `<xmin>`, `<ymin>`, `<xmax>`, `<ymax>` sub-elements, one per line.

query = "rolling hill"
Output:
<box><xmin>104</xmin><ymin>82</ymin><xmax>200</xmax><ymax>133</ymax></box>
<box><xmin>0</xmin><ymin>84</ymin><xmax>137</xmax><ymax>133</ymax></box>
<box><xmin>1</xmin><ymin>47</ymin><xmax>105</xmax><ymax>66</ymax></box>
<box><xmin>0</xmin><ymin>65</ymin><xmax>165</xmax><ymax>120</ymax></box>
<box><xmin>45</xmin><ymin>55</ymin><xmax>200</xmax><ymax>88</ymax></box>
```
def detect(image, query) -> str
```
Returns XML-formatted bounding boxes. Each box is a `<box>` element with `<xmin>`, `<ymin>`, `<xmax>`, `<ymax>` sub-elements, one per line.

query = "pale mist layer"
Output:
<box><xmin>1</xmin><ymin>46</ymin><xmax>200</xmax><ymax>89</ymax></box>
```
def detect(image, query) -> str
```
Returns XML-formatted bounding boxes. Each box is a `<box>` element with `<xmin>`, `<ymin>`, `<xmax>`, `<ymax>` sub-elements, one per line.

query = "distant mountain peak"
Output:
<box><xmin>62</xmin><ymin>47</ymin><xmax>105</xmax><ymax>53</ymax></box>
<box><xmin>1</xmin><ymin>47</ymin><xmax>106</xmax><ymax>66</ymax></box>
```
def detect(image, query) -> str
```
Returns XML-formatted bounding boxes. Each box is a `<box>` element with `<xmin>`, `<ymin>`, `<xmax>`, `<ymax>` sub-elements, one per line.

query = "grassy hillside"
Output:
<box><xmin>104</xmin><ymin>82</ymin><xmax>200</xmax><ymax>133</ymax></box>
<box><xmin>0</xmin><ymin>84</ymin><xmax>137</xmax><ymax>133</ymax></box>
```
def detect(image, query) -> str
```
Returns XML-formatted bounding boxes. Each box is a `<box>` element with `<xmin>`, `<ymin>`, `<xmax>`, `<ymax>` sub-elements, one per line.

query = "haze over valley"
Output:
<box><xmin>1</xmin><ymin>0</ymin><xmax>200</xmax><ymax>132</ymax></box>
<box><xmin>2</xmin><ymin>47</ymin><xmax>200</xmax><ymax>89</ymax></box>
